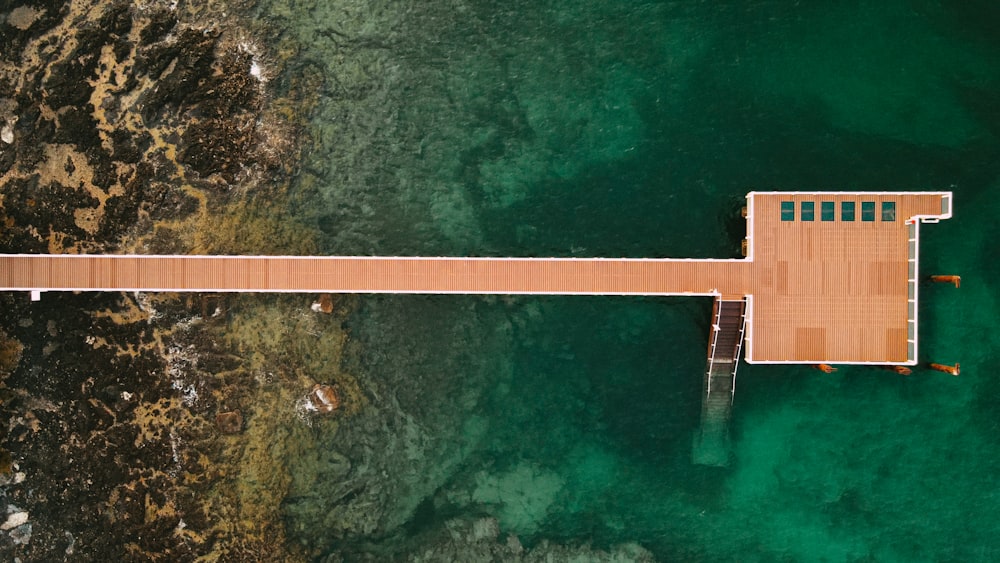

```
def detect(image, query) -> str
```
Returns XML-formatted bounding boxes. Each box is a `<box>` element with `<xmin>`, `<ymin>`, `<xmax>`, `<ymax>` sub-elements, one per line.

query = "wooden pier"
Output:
<box><xmin>0</xmin><ymin>191</ymin><xmax>953</xmax><ymax>465</ymax></box>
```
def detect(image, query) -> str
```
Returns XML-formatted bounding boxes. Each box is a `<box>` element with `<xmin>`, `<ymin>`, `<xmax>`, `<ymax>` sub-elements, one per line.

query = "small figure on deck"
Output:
<box><xmin>813</xmin><ymin>364</ymin><xmax>837</xmax><ymax>373</ymax></box>
<box><xmin>928</xmin><ymin>362</ymin><xmax>960</xmax><ymax>376</ymax></box>
<box><xmin>929</xmin><ymin>275</ymin><xmax>961</xmax><ymax>288</ymax></box>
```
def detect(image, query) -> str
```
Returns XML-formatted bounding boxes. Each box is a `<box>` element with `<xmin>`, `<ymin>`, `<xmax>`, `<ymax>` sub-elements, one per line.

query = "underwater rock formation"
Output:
<box><xmin>394</xmin><ymin>516</ymin><xmax>656</xmax><ymax>563</ymax></box>
<box><xmin>307</xmin><ymin>383</ymin><xmax>341</xmax><ymax>414</ymax></box>
<box><xmin>216</xmin><ymin>410</ymin><xmax>244</xmax><ymax>434</ymax></box>
<box><xmin>311</xmin><ymin>293</ymin><xmax>335</xmax><ymax>314</ymax></box>
<box><xmin>0</xmin><ymin>0</ymin><xmax>286</xmax><ymax>254</ymax></box>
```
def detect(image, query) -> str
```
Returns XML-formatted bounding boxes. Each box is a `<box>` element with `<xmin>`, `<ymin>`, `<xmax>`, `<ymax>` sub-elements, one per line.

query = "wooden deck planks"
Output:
<box><xmin>747</xmin><ymin>192</ymin><xmax>948</xmax><ymax>363</ymax></box>
<box><xmin>0</xmin><ymin>255</ymin><xmax>752</xmax><ymax>296</ymax></box>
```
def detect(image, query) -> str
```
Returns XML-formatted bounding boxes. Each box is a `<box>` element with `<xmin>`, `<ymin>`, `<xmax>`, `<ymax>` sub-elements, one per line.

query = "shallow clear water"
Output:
<box><xmin>267</xmin><ymin>0</ymin><xmax>1000</xmax><ymax>558</ymax></box>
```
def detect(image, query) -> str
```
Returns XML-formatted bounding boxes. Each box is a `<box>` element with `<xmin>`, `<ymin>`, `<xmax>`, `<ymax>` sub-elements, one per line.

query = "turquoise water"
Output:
<box><xmin>269</xmin><ymin>0</ymin><xmax>1000</xmax><ymax>559</ymax></box>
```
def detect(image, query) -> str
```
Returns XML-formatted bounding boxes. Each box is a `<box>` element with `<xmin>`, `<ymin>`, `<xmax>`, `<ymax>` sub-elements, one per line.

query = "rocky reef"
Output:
<box><xmin>0</xmin><ymin>0</ymin><xmax>299</xmax><ymax>255</ymax></box>
<box><xmin>378</xmin><ymin>516</ymin><xmax>656</xmax><ymax>563</ymax></box>
<box><xmin>0</xmin><ymin>0</ymin><xmax>328</xmax><ymax>559</ymax></box>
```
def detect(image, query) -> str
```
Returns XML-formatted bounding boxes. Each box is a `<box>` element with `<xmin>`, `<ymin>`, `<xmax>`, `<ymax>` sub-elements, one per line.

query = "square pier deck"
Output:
<box><xmin>743</xmin><ymin>191</ymin><xmax>951</xmax><ymax>365</ymax></box>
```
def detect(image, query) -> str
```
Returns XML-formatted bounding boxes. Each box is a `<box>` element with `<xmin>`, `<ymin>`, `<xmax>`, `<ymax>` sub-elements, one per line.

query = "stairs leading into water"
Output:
<box><xmin>692</xmin><ymin>297</ymin><xmax>747</xmax><ymax>466</ymax></box>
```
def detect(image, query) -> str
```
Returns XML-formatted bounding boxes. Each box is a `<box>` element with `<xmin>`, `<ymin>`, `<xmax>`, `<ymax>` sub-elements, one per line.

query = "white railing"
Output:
<box><xmin>730</xmin><ymin>298</ymin><xmax>749</xmax><ymax>403</ymax></box>
<box><xmin>705</xmin><ymin>297</ymin><xmax>723</xmax><ymax>396</ymax></box>
<box><xmin>742</xmin><ymin>294</ymin><xmax>754</xmax><ymax>362</ymax></box>
<box><xmin>907</xmin><ymin>220</ymin><xmax>919</xmax><ymax>363</ymax></box>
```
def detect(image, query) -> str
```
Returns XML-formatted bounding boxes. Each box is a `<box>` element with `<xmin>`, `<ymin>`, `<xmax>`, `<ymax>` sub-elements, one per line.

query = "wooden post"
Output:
<box><xmin>929</xmin><ymin>275</ymin><xmax>961</xmax><ymax>288</ymax></box>
<box><xmin>928</xmin><ymin>362</ymin><xmax>960</xmax><ymax>376</ymax></box>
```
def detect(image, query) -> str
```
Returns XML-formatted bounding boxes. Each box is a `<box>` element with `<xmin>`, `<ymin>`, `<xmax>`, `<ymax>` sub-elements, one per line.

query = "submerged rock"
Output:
<box><xmin>311</xmin><ymin>293</ymin><xmax>335</xmax><ymax>314</ymax></box>
<box><xmin>1</xmin><ymin>511</ymin><xmax>28</xmax><ymax>531</ymax></box>
<box><xmin>307</xmin><ymin>384</ymin><xmax>341</xmax><ymax>414</ymax></box>
<box><xmin>401</xmin><ymin>516</ymin><xmax>656</xmax><ymax>562</ymax></box>
<box><xmin>215</xmin><ymin>410</ymin><xmax>244</xmax><ymax>434</ymax></box>
<box><xmin>8</xmin><ymin>523</ymin><xmax>31</xmax><ymax>546</ymax></box>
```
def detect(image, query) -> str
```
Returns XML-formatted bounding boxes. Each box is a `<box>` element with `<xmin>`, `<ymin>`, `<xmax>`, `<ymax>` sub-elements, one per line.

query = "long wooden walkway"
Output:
<box><xmin>0</xmin><ymin>255</ymin><xmax>749</xmax><ymax>297</ymax></box>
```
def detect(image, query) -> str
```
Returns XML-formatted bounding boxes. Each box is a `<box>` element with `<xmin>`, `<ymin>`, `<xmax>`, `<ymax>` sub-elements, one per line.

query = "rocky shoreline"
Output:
<box><xmin>0</xmin><ymin>0</ymin><xmax>331</xmax><ymax>559</ymax></box>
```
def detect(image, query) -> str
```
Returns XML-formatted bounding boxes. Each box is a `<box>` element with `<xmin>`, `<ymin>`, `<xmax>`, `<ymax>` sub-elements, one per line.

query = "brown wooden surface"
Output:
<box><xmin>0</xmin><ymin>255</ymin><xmax>750</xmax><ymax>296</ymax></box>
<box><xmin>747</xmin><ymin>192</ymin><xmax>945</xmax><ymax>363</ymax></box>
<box><xmin>0</xmin><ymin>192</ymin><xmax>950</xmax><ymax>364</ymax></box>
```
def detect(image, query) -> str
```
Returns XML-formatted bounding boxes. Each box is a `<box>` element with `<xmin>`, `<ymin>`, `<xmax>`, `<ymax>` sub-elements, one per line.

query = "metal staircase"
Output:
<box><xmin>692</xmin><ymin>297</ymin><xmax>747</xmax><ymax>466</ymax></box>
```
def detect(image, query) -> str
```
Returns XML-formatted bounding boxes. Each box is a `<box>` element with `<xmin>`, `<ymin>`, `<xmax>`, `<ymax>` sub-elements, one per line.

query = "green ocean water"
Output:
<box><xmin>266</xmin><ymin>0</ymin><xmax>1000</xmax><ymax>559</ymax></box>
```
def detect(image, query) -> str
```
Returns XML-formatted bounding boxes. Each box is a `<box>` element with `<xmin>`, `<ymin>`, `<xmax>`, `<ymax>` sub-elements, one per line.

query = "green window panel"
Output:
<box><xmin>882</xmin><ymin>201</ymin><xmax>896</xmax><ymax>221</ymax></box>
<box><xmin>861</xmin><ymin>201</ymin><xmax>875</xmax><ymax>221</ymax></box>
<box><xmin>781</xmin><ymin>201</ymin><xmax>795</xmax><ymax>221</ymax></box>
<box><xmin>841</xmin><ymin>201</ymin><xmax>855</xmax><ymax>221</ymax></box>
<box><xmin>801</xmin><ymin>201</ymin><xmax>815</xmax><ymax>221</ymax></box>
<box><xmin>821</xmin><ymin>201</ymin><xmax>835</xmax><ymax>221</ymax></box>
